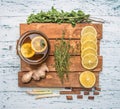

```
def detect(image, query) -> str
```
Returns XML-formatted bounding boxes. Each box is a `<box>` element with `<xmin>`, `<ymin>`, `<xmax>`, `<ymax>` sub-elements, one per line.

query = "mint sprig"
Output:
<box><xmin>27</xmin><ymin>7</ymin><xmax>91</xmax><ymax>27</ymax></box>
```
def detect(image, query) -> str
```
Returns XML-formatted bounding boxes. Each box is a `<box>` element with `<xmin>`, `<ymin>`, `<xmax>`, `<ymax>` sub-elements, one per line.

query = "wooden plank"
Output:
<box><xmin>20</xmin><ymin>23</ymin><xmax>102</xmax><ymax>39</ymax></box>
<box><xmin>21</xmin><ymin>56</ymin><xmax>102</xmax><ymax>72</ymax></box>
<box><xmin>1</xmin><ymin>91</ymin><xmax>120</xmax><ymax>109</ymax></box>
<box><xmin>18</xmin><ymin>71</ymin><xmax>99</xmax><ymax>88</ymax></box>
<box><xmin>1</xmin><ymin>1</ymin><xmax>119</xmax><ymax>17</ymax></box>
<box><xmin>16</xmin><ymin>39</ymin><xmax>100</xmax><ymax>56</ymax></box>
<box><xmin>49</xmin><ymin>40</ymin><xmax>100</xmax><ymax>55</ymax></box>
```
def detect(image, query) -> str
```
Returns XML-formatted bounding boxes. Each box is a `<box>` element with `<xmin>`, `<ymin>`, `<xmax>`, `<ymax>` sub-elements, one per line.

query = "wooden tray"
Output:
<box><xmin>18</xmin><ymin>23</ymin><xmax>102</xmax><ymax>87</ymax></box>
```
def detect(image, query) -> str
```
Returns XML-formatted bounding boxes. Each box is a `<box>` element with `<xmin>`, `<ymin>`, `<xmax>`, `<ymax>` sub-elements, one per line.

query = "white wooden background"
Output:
<box><xmin>0</xmin><ymin>0</ymin><xmax>120</xmax><ymax>109</ymax></box>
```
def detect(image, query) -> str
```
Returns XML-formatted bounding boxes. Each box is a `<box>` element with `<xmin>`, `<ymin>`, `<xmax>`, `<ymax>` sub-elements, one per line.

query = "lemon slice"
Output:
<box><xmin>81</xmin><ymin>47</ymin><xmax>97</xmax><ymax>58</ymax></box>
<box><xmin>21</xmin><ymin>43</ymin><xmax>35</xmax><ymax>58</ymax></box>
<box><xmin>81</xmin><ymin>26</ymin><xmax>97</xmax><ymax>37</ymax></box>
<box><xmin>31</xmin><ymin>36</ymin><xmax>47</xmax><ymax>53</ymax></box>
<box><xmin>81</xmin><ymin>32</ymin><xmax>97</xmax><ymax>44</ymax></box>
<box><xmin>79</xmin><ymin>71</ymin><xmax>96</xmax><ymax>88</ymax></box>
<box><xmin>82</xmin><ymin>53</ymin><xmax>98</xmax><ymax>69</ymax></box>
<box><xmin>81</xmin><ymin>40</ymin><xmax>97</xmax><ymax>51</ymax></box>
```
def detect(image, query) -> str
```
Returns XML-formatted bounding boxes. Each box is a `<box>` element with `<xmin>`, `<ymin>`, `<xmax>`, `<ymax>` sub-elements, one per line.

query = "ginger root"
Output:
<box><xmin>38</xmin><ymin>63</ymin><xmax>49</xmax><ymax>72</ymax></box>
<box><xmin>32</xmin><ymin>63</ymin><xmax>49</xmax><ymax>80</ymax></box>
<box><xmin>21</xmin><ymin>63</ymin><xmax>49</xmax><ymax>83</ymax></box>
<box><xmin>22</xmin><ymin>71</ymin><xmax>34</xmax><ymax>83</ymax></box>
<box><xmin>32</xmin><ymin>71</ymin><xmax>45</xmax><ymax>80</ymax></box>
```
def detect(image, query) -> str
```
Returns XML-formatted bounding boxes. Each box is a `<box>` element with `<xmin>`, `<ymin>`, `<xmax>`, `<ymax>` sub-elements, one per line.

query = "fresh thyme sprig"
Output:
<box><xmin>54</xmin><ymin>32</ymin><xmax>70</xmax><ymax>83</ymax></box>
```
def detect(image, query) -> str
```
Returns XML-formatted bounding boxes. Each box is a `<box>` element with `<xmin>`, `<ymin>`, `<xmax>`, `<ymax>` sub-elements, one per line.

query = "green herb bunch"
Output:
<box><xmin>54</xmin><ymin>32</ymin><xmax>70</xmax><ymax>83</ymax></box>
<box><xmin>27</xmin><ymin>7</ymin><xmax>91</xmax><ymax>26</ymax></box>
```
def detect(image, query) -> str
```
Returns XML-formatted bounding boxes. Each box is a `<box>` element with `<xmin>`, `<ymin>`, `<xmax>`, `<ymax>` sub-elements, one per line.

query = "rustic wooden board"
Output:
<box><xmin>18</xmin><ymin>23</ymin><xmax>102</xmax><ymax>87</ymax></box>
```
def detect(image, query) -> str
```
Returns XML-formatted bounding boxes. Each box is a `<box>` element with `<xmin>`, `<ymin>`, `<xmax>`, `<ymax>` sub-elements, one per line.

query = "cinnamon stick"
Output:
<box><xmin>60</xmin><ymin>91</ymin><xmax>80</xmax><ymax>94</ymax></box>
<box><xmin>72</xmin><ymin>87</ymin><xmax>92</xmax><ymax>91</ymax></box>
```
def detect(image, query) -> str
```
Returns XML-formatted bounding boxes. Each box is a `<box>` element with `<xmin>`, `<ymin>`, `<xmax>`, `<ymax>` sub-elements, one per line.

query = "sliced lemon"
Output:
<box><xmin>81</xmin><ymin>32</ymin><xmax>97</xmax><ymax>44</ymax></box>
<box><xmin>81</xmin><ymin>40</ymin><xmax>97</xmax><ymax>51</ymax></box>
<box><xmin>81</xmin><ymin>47</ymin><xmax>97</xmax><ymax>58</ymax></box>
<box><xmin>81</xmin><ymin>26</ymin><xmax>97</xmax><ymax>37</ymax></box>
<box><xmin>31</xmin><ymin>36</ymin><xmax>47</xmax><ymax>53</ymax></box>
<box><xmin>82</xmin><ymin>53</ymin><xmax>98</xmax><ymax>69</ymax></box>
<box><xmin>79</xmin><ymin>71</ymin><xmax>96</xmax><ymax>88</ymax></box>
<box><xmin>21</xmin><ymin>43</ymin><xmax>35</xmax><ymax>58</ymax></box>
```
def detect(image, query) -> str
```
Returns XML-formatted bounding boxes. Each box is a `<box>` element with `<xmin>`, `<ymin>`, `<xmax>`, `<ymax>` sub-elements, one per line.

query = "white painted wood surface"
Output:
<box><xmin>0</xmin><ymin>0</ymin><xmax>120</xmax><ymax>109</ymax></box>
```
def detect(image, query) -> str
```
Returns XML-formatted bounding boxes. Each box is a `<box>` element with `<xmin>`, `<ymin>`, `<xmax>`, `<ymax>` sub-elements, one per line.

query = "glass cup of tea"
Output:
<box><xmin>17</xmin><ymin>30</ymin><xmax>50</xmax><ymax>65</ymax></box>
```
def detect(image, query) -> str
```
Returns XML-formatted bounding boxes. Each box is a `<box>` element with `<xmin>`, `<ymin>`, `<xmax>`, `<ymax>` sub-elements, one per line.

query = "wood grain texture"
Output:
<box><xmin>0</xmin><ymin>0</ymin><xmax>120</xmax><ymax>16</ymax></box>
<box><xmin>0</xmin><ymin>16</ymin><xmax>120</xmax><ymax>42</ymax></box>
<box><xmin>0</xmin><ymin>0</ymin><xmax>120</xmax><ymax>109</ymax></box>
<box><xmin>17</xmin><ymin>39</ymin><xmax>100</xmax><ymax>56</ymax></box>
<box><xmin>20</xmin><ymin>23</ymin><xmax>102</xmax><ymax>39</ymax></box>
<box><xmin>18</xmin><ymin>23</ymin><xmax>102</xmax><ymax>87</ymax></box>
<box><xmin>18</xmin><ymin>71</ymin><xmax>99</xmax><ymax>88</ymax></box>
<box><xmin>0</xmin><ymin>91</ymin><xmax>120</xmax><ymax>109</ymax></box>
<box><xmin>49</xmin><ymin>40</ymin><xmax>100</xmax><ymax>55</ymax></box>
<box><xmin>21</xmin><ymin>56</ymin><xmax>102</xmax><ymax>72</ymax></box>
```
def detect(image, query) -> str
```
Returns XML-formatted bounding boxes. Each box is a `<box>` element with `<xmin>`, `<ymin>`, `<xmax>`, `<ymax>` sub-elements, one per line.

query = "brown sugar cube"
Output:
<box><xmin>88</xmin><ymin>96</ymin><xmax>94</xmax><ymax>100</ymax></box>
<box><xmin>93</xmin><ymin>91</ymin><xmax>99</xmax><ymax>95</ymax></box>
<box><xmin>77</xmin><ymin>95</ymin><xmax>83</xmax><ymax>99</ymax></box>
<box><xmin>95</xmin><ymin>87</ymin><xmax>101</xmax><ymax>91</ymax></box>
<box><xmin>84</xmin><ymin>91</ymin><xmax>89</xmax><ymax>95</ymax></box>
<box><xmin>66</xmin><ymin>96</ymin><xmax>73</xmax><ymax>100</ymax></box>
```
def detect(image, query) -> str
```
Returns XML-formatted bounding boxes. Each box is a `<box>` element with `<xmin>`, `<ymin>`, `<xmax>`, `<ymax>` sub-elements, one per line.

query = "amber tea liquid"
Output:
<box><xmin>21</xmin><ymin>34</ymin><xmax>48</xmax><ymax>61</ymax></box>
